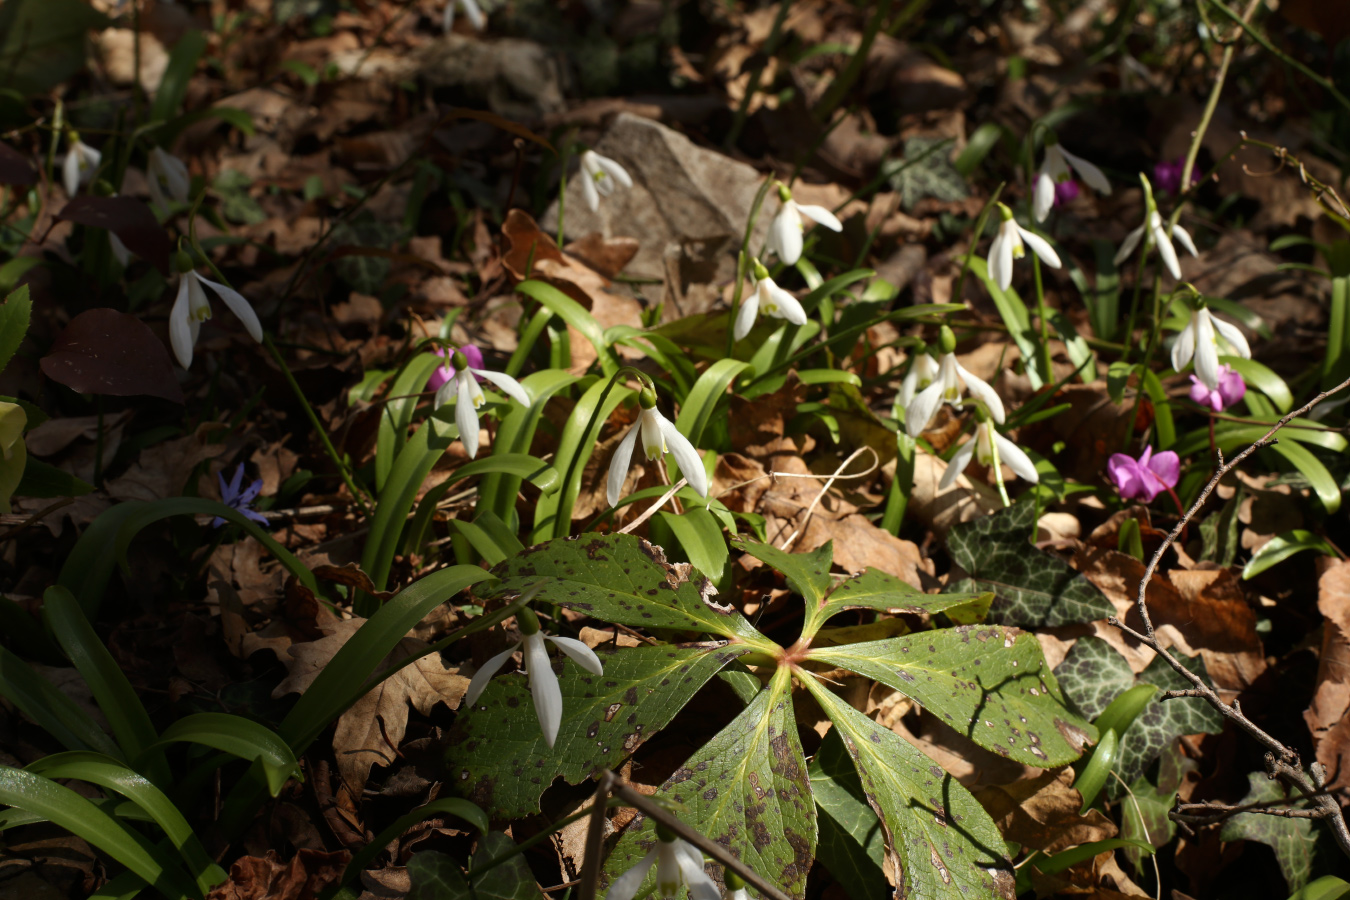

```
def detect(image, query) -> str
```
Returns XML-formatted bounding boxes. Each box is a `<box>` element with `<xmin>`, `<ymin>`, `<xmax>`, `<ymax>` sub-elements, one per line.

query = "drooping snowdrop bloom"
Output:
<box><xmin>904</xmin><ymin>326</ymin><xmax>1005</xmax><ymax>438</ymax></box>
<box><xmin>606</xmin><ymin>386</ymin><xmax>708</xmax><ymax>506</ymax></box>
<box><xmin>169</xmin><ymin>255</ymin><xmax>264</xmax><ymax>370</ymax></box>
<box><xmin>109</xmin><ymin>233</ymin><xmax>131</xmax><ymax>267</ymax></box>
<box><xmin>578</xmin><ymin>150</ymin><xmax>633</xmax><ymax>213</ymax></box>
<box><xmin>1171</xmin><ymin>306</ymin><xmax>1251</xmax><ymax>391</ymax></box>
<box><xmin>1106</xmin><ymin>446</ymin><xmax>1180</xmax><ymax>504</ymax></box>
<box><xmin>147</xmin><ymin>147</ymin><xmax>191</xmax><ymax>214</ymax></box>
<box><xmin>606</xmin><ymin>826</ymin><xmax>719</xmax><ymax>900</ymax></box>
<box><xmin>1189</xmin><ymin>363</ymin><xmax>1246</xmax><ymax>412</ymax></box>
<box><xmin>895</xmin><ymin>346</ymin><xmax>939</xmax><ymax>412</ymax></box>
<box><xmin>987</xmin><ymin>203</ymin><xmax>1061</xmax><ymax>290</ymax></box>
<box><xmin>1113</xmin><ymin>173</ymin><xmax>1198</xmax><ymax>280</ymax></box>
<box><xmin>213</xmin><ymin>463</ymin><xmax>269</xmax><ymax>528</ymax></box>
<box><xmin>939</xmin><ymin>412</ymin><xmax>1039</xmax><ymax>490</ymax></box>
<box><xmin>766</xmin><ymin>182</ymin><xmax>843</xmax><ymax>266</ymax></box>
<box><xmin>1033</xmin><ymin>138</ymin><xmax>1111</xmax><ymax>222</ymax></box>
<box><xmin>463</xmin><ymin>606</ymin><xmax>603</xmax><ymax>749</ymax></box>
<box><xmin>427</xmin><ymin>343</ymin><xmax>484</xmax><ymax>394</ymax></box>
<box><xmin>724</xmin><ymin>870</ymin><xmax>750</xmax><ymax>900</ymax></box>
<box><xmin>62</xmin><ymin>133</ymin><xmax>101</xmax><ymax>197</ymax></box>
<box><xmin>442</xmin><ymin>0</ymin><xmax>486</xmax><ymax>31</ymax></box>
<box><xmin>433</xmin><ymin>348</ymin><xmax>530</xmax><ymax>459</ymax></box>
<box><xmin>734</xmin><ymin>259</ymin><xmax>807</xmax><ymax>341</ymax></box>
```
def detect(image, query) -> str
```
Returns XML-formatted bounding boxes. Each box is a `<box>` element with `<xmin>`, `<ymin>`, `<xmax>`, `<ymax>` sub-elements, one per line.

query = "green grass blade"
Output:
<box><xmin>375</xmin><ymin>352</ymin><xmax>442</xmax><ymax>491</ymax></box>
<box><xmin>0</xmin><ymin>644</ymin><xmax>121</xmax><ymax>757</ymax></box>
<box><xmin>674</xmin><ymin>358</ymin><xmax>751</xmax><ymax>446</ymax></box>
<box><xmin>141</xmin><ymin>713</ymin><xmax>302</xmax><ymax>798</ymax></box>
<box><xmin>516</xmin><ymin>280</ymin><xmax>618</xmax><ymax>375</ymax></box>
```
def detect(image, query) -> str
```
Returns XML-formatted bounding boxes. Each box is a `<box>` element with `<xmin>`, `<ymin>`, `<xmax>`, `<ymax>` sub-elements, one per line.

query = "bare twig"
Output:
<box><xmin>617</xmin><ymin>478</ymin><xmax>689</xmax><ymax>535</ymax></box>
<box><xmin>779</xmin><ymin>446</ymin><xmax>878</xmax><ymax>551</ymax></box>
<box><xmin>1109</xmin><ymin>372</ymin><xmax>1350</xmax><ymax>859</ymax></box>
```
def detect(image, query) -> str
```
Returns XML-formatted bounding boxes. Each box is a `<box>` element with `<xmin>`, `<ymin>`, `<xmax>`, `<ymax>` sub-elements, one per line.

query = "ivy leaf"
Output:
<box><xmin>809</xmin><ymin>728</ymin><xmax>888</xmax><ymax>900</ymax></box>
<box><xmin>407</xmin><ymin>833</ymin><xmax>543</xmax><ymax>900</ymax></box>
<box><xmin>1053</xmin><ymin>637</ymin><xmax>1222</xmax><ymax>787</ymax></box>
<box><xmin>603</xmin><ymin>669</ymin><xmax>814</xmax><ymax>900</ymax></box>
<box><xmin>815</xmin><ymin>569</ymin><xmax>991</xmax><ymax>632</ymax></box>
<box><xmin>495</xmin><ymin>534</ymin><xmax>770</xmax><ymax>647</ymax></box>
<box><xmin>808</xmin><ymin>625</ymin><xmax>1094</xmax><ymax>767</ymax></box>
<box><xmin>1220</xmin><ymin>772</ymin><xmax>1329</xmax><ymax>894</ymax></box>
<box><xmin>807</xmin><ymin>681</ymin><xmax>1016</xmax><ymax>899</ymax></box>
<box><xmin>888</xmin><ymin>136</ymin><xmax>969</xmax><ymax>211</ymax></box>
<box><xmin>450</xmin><ymin>643</ymin><xmax>749</xmax><ymax>818</ymax></box>
<box><xmin>947</xmin><ymin>502</ymin><xmax>1114</xmax><ymax>627</ymax></box>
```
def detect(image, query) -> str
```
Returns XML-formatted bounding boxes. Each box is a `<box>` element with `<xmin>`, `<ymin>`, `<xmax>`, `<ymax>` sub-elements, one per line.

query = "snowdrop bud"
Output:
<box><xmin>174</xmin><ymin>250</ymin><xmax>195</xmax><ymax>274</ymax></box>
<box><xmin>639</xmin><ymin>386</ymin><xmax>657</xmax><ymax>409</ymax></box>
<box><xmin>517</xmin><ymin>606</ymin><xmax>541</xmax><ymax>636</ymax></box>
<box><xmin>776</xmin><ymin>182</ymin><xmax>791</xmax><ymax>202</ymax></box>
<box><xmin>1139</xmin><ymin>172</ymin><xmax>1157</xmax><ymax>212</ymax></box>
<box><xmin>751</xmin><ymin>259</ymin><xmax>770</xmax><ymax>281</ymax></box>
<box><xmin>938</xmin><ymin>325</ymin><xmax>957</xmax><ymax>355</ymax></box>
<box><xmin>452</xmin><ymin>349</ymin><xmax>469</xmax><ymax>371</ymax></box>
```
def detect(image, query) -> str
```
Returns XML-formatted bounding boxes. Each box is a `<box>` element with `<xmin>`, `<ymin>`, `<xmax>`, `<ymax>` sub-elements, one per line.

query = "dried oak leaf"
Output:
<box><xmin>973</xmin><ymin>768</ymin><xmax>1117</xmax><ymax>856</ymax></box>
<box><xmin>1307</xmin><ymin>560</ymin><xmax>1350</xmax><ymax>791</ymax></box>
<box><xmin>205</xmin><ymin>848</ymin><xmax>349</xmax><ymax>900</ymax></box>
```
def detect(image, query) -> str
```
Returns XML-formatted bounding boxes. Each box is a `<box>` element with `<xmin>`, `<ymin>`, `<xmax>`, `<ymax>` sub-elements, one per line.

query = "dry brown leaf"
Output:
<box><xmin>907</xmin><ymin>451</ymin><xmax>999</xmax><ymax>538</ymax></box>
<box><xmin>798</xmin><ymin>513</ymin><xmax>927</xmax><ymax>589</ymax></box>
<box><xmin>205</xmin><ymin>849</ymin><xmax>349</xmax><ymax>900</ymax></box>
<box><xmin>1306</xmin><ymin>560</ymin><xmax>1350</xmax><ymax>791</ymax></box>
<box><xmin>105</xmin><ymin>425</ymin><xmax>228</xmax><ymax>503</ymax></box>
<box><xmin>973</xmin><ymin>768</ymin><xmax>1117</xmax><ymax>855</ymax></box>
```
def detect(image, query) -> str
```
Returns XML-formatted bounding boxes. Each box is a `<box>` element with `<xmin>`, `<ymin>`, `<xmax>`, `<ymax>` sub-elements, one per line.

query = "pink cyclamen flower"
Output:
<box><xmin>1053</xmin><ymin>179</ymin><xmax>1080</xmax><ymax>207</ymax></box>
<box><xmin>1153</xmin><ymin>157</ymin><xmax>1199</xmax><ymax>196</ymax></box>
<box><xmin>427</xmin><ymin>343</ymin><xmax>485</xmax><ymax>392</ymax></box>
<box><xmin>1106</xmin><ymin>446</ymin><xmax>1180</xmax><ymax>504</ymax></box>
<box><xmin>1188</xmin><ymin>364</ymin><xmax>1245</xmax><ymax>412</ymax></box>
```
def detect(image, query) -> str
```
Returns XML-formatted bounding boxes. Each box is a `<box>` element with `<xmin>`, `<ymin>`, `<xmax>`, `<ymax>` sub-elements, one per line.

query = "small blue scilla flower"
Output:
<box><xmin>213</xmin><ymin>463</ymin><xmax>269</xmax><ymax>528</ymax></box>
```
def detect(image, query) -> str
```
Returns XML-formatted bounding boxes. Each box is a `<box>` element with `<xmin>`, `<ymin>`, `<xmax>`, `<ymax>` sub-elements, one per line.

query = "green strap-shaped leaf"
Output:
<box><xmin>0</xmin><ymin>766</ymin><xmax>200</xmax><ymax>900</ymax></box>
<box><xmin>674</xmin><ymin>358</ymin><xmax>752</xmax><ymax>446</ymax></box>
<box><xmin>733</xmin><ymin>537</ymin><xmax>833</xmax><ymax>611</ymax></box>
<box><xmin>654</xmin><ymin>508</ymin><xmax>729</xmax><ymax>592</ymax></box>
<box><xmin>804</xmin><ymin>678</ymin><xmax>1015</xmax><ymax>900</ymax></box>
<box><xmin>480</xmin><ymin>369</ymin><xmax>577</xmax><ymax>521</ymax></box>
<box><xmin>26</xmin><ymin>752</ymin><xmax>226</xmax><ymax>895</ymax></box>
<box><xmin>495</xmin><ymin>534</ymin><xmax>772</xmax><ymax>648</ymax></box>
<box><xmin>967</xmin><ymin>255</ymin><xmax>1041</xmax><ymax>390</ymax></box>
<box><xmin>141</xmin><ymin>713</ymin><xmax>301</xmax><ymax>797</ymax></box>
<box><xmin>0</xmin><ymin>644</ymin><xmax>122</xmax><ymax>758</ymax></box>
<box><xmin>807</xmin><ymin>625</ymin><xmax>1095</xmax><ymax>767</ymax></box>
<box><xmin>947</xmin><ymin>502</ymin><xmax>1115</xmax><ymax>627</ymax></box>
<box><xmin>811</xmin><ymin>569</ymin><xmax>990</xmax><ymax>636</ymax></box>
<box><xmin>808</xmin><ymin>728</ymin><xmax>888</xmax><ymax>900</ymax></box>
<box><xmin>603</xmin><ymin>668</ymin><xmax>815</xmax><ymax>900</ymax></box>
<box><xmin>0</xmin><ymin>284</ymin><xmax>32</xmax><ymax>376</ymax></box>
<box><xmin>375</xmin><ymin>352</ymin><xmax>442</xmax><ymax>491</ymax></box>
<box><xmin>1243</xmin><ymin>530</ymin><xmax>1339</xmax><ymax>580</ymax></box>
<box><xmin>516</xmin><ymin>280</ymin><xmax>618</xmax><ymax>375</ymax></box>
<box><xmin>605</xmin><ymin>328</ymin><xmax>697</xmax><ymax>400</ymax></box>
<box><xmin>450</xmin><ymin>643</ymin><xmax>750</xmax><ymax>818</ymax></box>
<box><xmin>149</xmin><ymin>29</ymin><xmax>207</xmax><ymax>125</ymax></box>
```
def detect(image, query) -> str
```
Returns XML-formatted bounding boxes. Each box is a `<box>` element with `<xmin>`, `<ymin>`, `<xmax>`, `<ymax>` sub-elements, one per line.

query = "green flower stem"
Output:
<box><xmin>1032</xmin><ymin>252</ymin><xmax>1053</xmax><ymax>384</ymax></box>
<box><xmin>953</xmin><ymin>183</ymin><xmax>1004</xmax><ymax>306</ymax></box>
<box><xmin>987</xmin><ymin>425</ymin><xmax>1011</xmax><ymax>508</ymax></box>
<box><xmin>725</xmin><ymin>178</ymin><xmax>776</xmax><ymax>357</ymax></box>
<box><xmin>1119</xmin><ymin>240</ymin><xmax>1151</xmax><ymax>365</ymax></box>
<box><xmin>1122</xmin><ymin>273</ymin><xmax>1164</xmax><ymax>451</ymax></box>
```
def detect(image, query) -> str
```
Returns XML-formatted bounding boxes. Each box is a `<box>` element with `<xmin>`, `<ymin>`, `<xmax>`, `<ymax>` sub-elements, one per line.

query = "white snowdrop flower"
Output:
<box><xmin>1171</xmin><ymin>305</ymin><xmax>1251</xmax><ymax>391</ymax></box>
<box><xmin>1113</xmin><ymin>173</ymin><xmax>1198</xmax><ymax>280</ymax></box>
<box><xmin>734</xmin><ymin>259</ymin><xmax>807</xmax><ymax>341</ymax></box>
<box><xmin>905</xmin><ymin>326</ymin><xmax>1005</xmax><ymax>438</ymax></box>
<box><xmin>987</xmin><ymin>203</ymin><xmax>1061</xmax><ymax>291</ymax></box>
<box><xmin>463</xmin><ymin>607</ymin><xmax>603</xmax><ymax>750</ymax></box>
<box><xmin>606</xmin><ymin>828</ymin><xmax>720</xmax><ymax>900</ymax></box>
<box><xmin>147</xmin><ymin>147</ymin><xmax>191</xmax><ymax>214</ymax></box>
<box><xmin>1033</xmin><ymin>138</ymin><xmax>1111</xmax><ymax>222</ymax></box>
<box><xmin>606</xmin><ymin>386</ymin><xmax>708</xmax><ymax>506</ymax></box>
<box><xmin>442</xmin><ymin>0</ymin><xmax>486</xmax><ymax>31</ymax></box>
<box><xmin>765</xmin><ymin>182</ymin><xmax>843</xmax><ymax>266</ymax></box>
<box><xmin>939</xmin><ymin>414</ymin><xmax>1039</xmax><ymax>490</ymax></box>
<box><xmin>168</xmin><ymin>255</ymin><xmax>264</xmax><ymax>370</ymax></box>
<box><xmin>896</xmin><ymin>349</ymin><xmax>940</xmax><ymax>412</ymax></box>
<box><xmin>578</xmin><ymin>149</ymin><xmax>633</xmax><ymax>213</ymax></box>
<box><xmin>433</xmin><ymin>348</ymin><xmax>531</xmax><ymax>459</ymax></box>
<box><xmin>62</xmin><ymin>134</ymin><xmax>101</xmax><ymax>197</ymax></box>
<box><xmin>109</xmin><ymin>233</ymin><xmax>131</xmax><ymax>268</ymax></box>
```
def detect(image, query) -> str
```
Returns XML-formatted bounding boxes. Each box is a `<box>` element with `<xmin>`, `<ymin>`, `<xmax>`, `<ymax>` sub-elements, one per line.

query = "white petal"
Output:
<box><xmin>905</xmin><ymin>380</ymin><xmax>944</xmax><ymax>438</ymax></box>
<box><xmin>767</xmin><ymin>282</ymin><xmax>807</xmax><ymax>325</ymax></box>
<box><xmin>939</xmin><ymin>439</ymin><xmax>978</xmax><ymax>490</ymax></box>
<box><xmin>1154</xmin><ymin>226</ymin><xmax>1180</xmax><ymax>279</ymax></box>
<box><xmin>1193</xmin><ymin>311</ymin><xmax>1221</xmax><ymax>390</ymax></box>
<box><xmin>955</xmin><ymin>362</ymin><xmax>1005</xmax><ymax>423</ymax></box>
<box><xmin>1211</xmin><ymin>315</ymin><xmax>1251</xmax><ymax>359</ymax></box>
<box><xmin>473</xmin><ymin>367</ymin><xmax>531</xmax><ymax>406</ymax></box>
<box><xmin>605</xmin><ymin>850</ymin><xmax>657</xmax><ymax>900</ymax></box>
<box><xmin>524</xmin><ymin>633</ymin><xmax>562</xmax><ymax>748</ymax></box>
<box><xmin>640</xmin><ymin>408</ymin><xmax>666</xmax><ymax>459</ymax></box>
<box><xmin>63</xmin><ymin>152</ymin><xmax>82</xmax><ymax>197</ymax></box>
<box><xmin>996</xmin><ymin>227</ymin><xmax>1016</xmax><ymax>290</ymax></box>
<box><xmin>109</xmin><ymin>233</ymin><xmax>130</xmax><ymax>267</ymax></box>
<box><xmin>169</xmin><ymin>276</ymin><xmax>196</xmax><ymax>369</ymax></box>
<box><xmin>579</xmin><ymin>163</ymin><xmax>600</xmax><ymax>212</ymax></box>
<box><xmin>594</xmin><ymin>154</ymin><xmax>632</xmax><ymax>189</ymax></box>
<box><xmin>606</xmin><ymin>422</ymin><xmax>641</xmax><ymax>507</ymax></box>
<box><xmin>993</xmin><ymin>432</ymin><xmax>1039</xmax><ymax>483</ymax></box>
<box><xmin>770</xmin><ymin>204</ymin><xmax>802</xmax><ymax>265</ymax></box>
<box><xmin>456</xmin><ymin>375</ymin><xmax>480</xmax><ymax>458</ymax></box>
<box><xmin>660</xmin><ymin>418</ymin><xmax>708</xmax><ymax>499</ymax></box>
<box><xmin>1059</xmin><ymin>148</ymin><xmax>1111</xmax><ymax>194</ymax></box>
<box><xmin>795</xmin><ymin>203</ymin><xmax>843</xmax><ymax>232</ymax></box>
<box><xmin>674</xmin><ymin>845</ymin><xmax>720</xmax><ymax>900</ymax></box>
<box><xmin>896</xmin><ymin>369</ymin><xmax>919</xmax><ymax>409</ymax></box>
<box><xmin>198</xmin><ymin>276</ymin><xmax>263</xmax><ymax>342</ymax></box>
<box><xmin>1171</xmin><ymin>318</ymin><xmax>1196</xmax><ymax>372</ymax></box>
<box><xmin>463</xmin><ymin>642</ymin><xmax>520</xmax><ymax>706</ymax></box>
<box><xmin>733</xmin><ymin>289</ymin><xmax>760</xmax><ymax>341</ymax></box>
<box><xmin>1114</xmin><ymin>224</ymin><xmax>1145</xmax><ymax>266</ymax></box>
<box><xmin>1033</xmin><ymin>173</ymin><xmax>1054</xmax><ymax>223</ymax></box>
<box><xmin>147</xmin><ymin>168</ymin><xmax>168</xmax><ymax>214</ymax></box>
<box><xmin>1170</xmin><ymin>223</ymin><xmax>1198</xmax><ymax>258</ymax></box>
<box><xmin>546</xmin><ymin>636</ymin><xmax>605</xmax><ymax>675</ymax></box>
<box><xmin>986</xmin><ymin>233</ymin><xmax>1008</xmax><ymax>291</ymax></box>
<box><xmin>459</xmin><ymin>0</ymin><xmax>486</xmax><ymax>29</ymax></box>
<box><xmin>1017</xmin><ymin>225</ymin><xmax>1061</xmax><ymax>269</ymax></box>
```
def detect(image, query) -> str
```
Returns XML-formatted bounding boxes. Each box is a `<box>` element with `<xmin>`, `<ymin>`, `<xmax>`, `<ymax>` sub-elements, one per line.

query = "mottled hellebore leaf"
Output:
<box><xmin>449</xmin><ymin>643</ymin><xmax>749</xmax><ymax>818</ymax></box>
<box><xmin>40</xmin><ymin>309</ymin><xmax>184</xmax><ymax>404</ymax></box>
<box><xmin>808</xmin><ymin>624</ymin><xmax>1095</xmax><ymax>767</ymax></box>
<box><xmin>494</xmin><ymin>534</ymin><xmax>770</xmax><ymax>647</ymax></box>
<box><xmin>809</xmin><ymin>728</ymin><xmax>888</xmax><ymax>900</ymax></box>
<box><xmin>947</xmin><ymin>501</ymin><xmax>1114</xmax><ymax>627</ymax></box>
<box><xmin>603</xmin><ymin>669</ymin><xmax>814</xmax><ymax>900</ymax></box>
<box><xmin>816</xmin><ymin>569</ymin><xmax>991</xmax><ymax>632</ymax></box>
<box><xmin>56</xmin><ymin>197</ymin><xmax>172</xmax><ymax>275</ymax></box>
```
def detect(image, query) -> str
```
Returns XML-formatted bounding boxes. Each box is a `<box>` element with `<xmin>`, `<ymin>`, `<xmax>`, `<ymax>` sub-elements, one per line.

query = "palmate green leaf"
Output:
<box><xmin>449</xmin><ymin>643</ymin><xmax>749</xmax><ymax>818</ymax></box>
<box><xmin>807</xmin><ymin>625</ymin><xmax>1094</xmax><ymax>767</ymax></box>
<box><xmin>603</xmin><ymin>668</ymin><xmax>814</xmax><ymax>900</ymax></box>
<box><xmin>812</xmin><ymin>569</ymin><xmax>991</xmax><ymax>635</ymax></box>
<box><xmin>1220</xmin><ymin>772</ymin><xmax>1327</xmax><ymax>893</ymax></box>
<box><xmin>733</xmin><ymin>537</ymin><xmax>832</xmax><ymax>609</ymax></box>
<box><xmin>947</xmin><ymin>502</ymin><xmax>1114</xmax><ymax>627</ymax></box>
<box><xmin>495</xmin><ymin>534</ymin><xmax>773</xmax><ymax>648</ymax></box>
<box><xmin>1053</xmin><ymin>637</ymin><xmax>1222</xmax><ymax>788</ymax></box>
<box><xmin>809</xmin><ymin>728</ymin><xmax>888</xmax><ymax>900</ymax></box>
<box><xmin>802</xmin><ymin>678</ymin><xmax>1015</xmax><ymax>900</ymax></box>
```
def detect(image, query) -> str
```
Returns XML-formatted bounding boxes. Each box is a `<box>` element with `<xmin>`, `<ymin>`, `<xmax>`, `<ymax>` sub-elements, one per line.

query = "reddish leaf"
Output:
<box><xmin>56</xmin><ymin>197</ymin><xmax>172</xmax><ymax>275</ymax></box>
<box><xmin>41</xmin><ymin>309</ymin><xmax>184</xmax><ymax>404</ymax></box>
<box><xmin>0</xmin><ymin>144</ymin><xmax>37</xmax><ymax>186</ymax></box>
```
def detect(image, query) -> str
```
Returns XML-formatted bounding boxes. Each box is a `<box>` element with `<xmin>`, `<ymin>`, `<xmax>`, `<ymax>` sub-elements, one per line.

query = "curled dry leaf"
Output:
<box><xmin>1306</xmin><ymin>559</ymin><xmax>1350</xmax><ymax>792</ymax></box>
<box><xmin>205</xmin><ymin>848</ymin><xmax>350</xmax><ymax>900</ymax></box>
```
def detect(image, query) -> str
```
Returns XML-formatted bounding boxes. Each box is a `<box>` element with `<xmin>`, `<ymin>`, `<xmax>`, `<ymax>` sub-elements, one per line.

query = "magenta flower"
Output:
<box><xmin>426</xmin><ymin>343</ymin><xmax>484</xmax><ymax>392</ymax></box>
<box><xmin>1153</xmin><ymin>157</ymin><xmax>1199</xmax><ymax>196</ymax></box>
<box><xmin>1053</xmin><ymin>179</ymin><xmax>1080</xmax><ymax>207</ymax></box>
<box><xmin>1189</xmin><ymin>364</ymin><xmax>1245</xmax><ymax>412</ymax></box>
<box><xmin>1106</xmin><ymin>446</ymin><xmax>1180</xmax><ymax>504</ymax></box>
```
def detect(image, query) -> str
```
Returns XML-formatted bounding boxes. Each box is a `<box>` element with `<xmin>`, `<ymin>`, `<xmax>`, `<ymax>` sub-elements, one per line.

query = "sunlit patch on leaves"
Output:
<box><xmin>947</xmin><ymin>502</ymin><xmax>1115</xmax><ymax>627</ymax></box>
<box><xmin>448</xmin><ymin>643</ymin><xmax>749</xmax><ymax>818</ymax></box>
